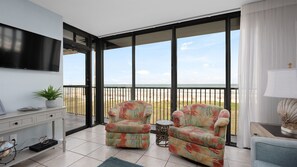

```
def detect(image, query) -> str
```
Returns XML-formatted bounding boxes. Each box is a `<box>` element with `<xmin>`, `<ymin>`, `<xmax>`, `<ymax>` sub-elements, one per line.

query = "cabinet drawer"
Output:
<box><xmin>54</xmin><ymin>111</ymin><xmax>62</xmax><ymax>118</ymax></box>
<box><xmin>36</xmin><ymin>114</ymin><xmax>47</xmax><ymax>123</ymax></box>
<box><xmin>9</xmin><ymin>120</ymin><xmax>21</xmax><ymax>128</ymax></box>
<box><xmin>36</xmin><ymin>112</ymin><xmax>58</xmax><ymax>123</ymax></box>
<box><xmin>21</xmin><ymin>117</ymin><xmax>35</xmax><ymax>126</ymax></box>
<box><xmin>8</xmin><ymin>116</ymin><xmax>34</xmax><ymax>129</ymax></box>
<box><xmin>0</xmin><ymin>122</ymin><xmax>10</xmax><ymax>132</ymax></box>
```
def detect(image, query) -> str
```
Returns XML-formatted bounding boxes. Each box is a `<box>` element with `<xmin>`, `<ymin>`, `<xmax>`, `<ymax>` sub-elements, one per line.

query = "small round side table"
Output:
<box><xmin>156</xmin><ymin>120</ymin><xmax>173</xmax><ymax>147</ymax></box>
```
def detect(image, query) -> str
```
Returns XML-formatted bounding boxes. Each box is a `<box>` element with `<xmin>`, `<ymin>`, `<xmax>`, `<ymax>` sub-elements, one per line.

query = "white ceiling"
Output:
<box><xmin>30</xmin><ymin>0</ymin><xmax>260</xmax><ymax>37</ymax></box>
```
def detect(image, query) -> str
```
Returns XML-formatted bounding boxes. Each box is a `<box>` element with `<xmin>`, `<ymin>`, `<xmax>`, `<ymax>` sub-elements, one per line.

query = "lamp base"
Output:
<box><xmin>277</xmin><ymin>98</ymin><xmax>297</xmax><ymax>134</ymax></box>
<box><xmin>281</xmin><ymin>126</ymin><xmax>297</xmax><ymax>135</ymax></box>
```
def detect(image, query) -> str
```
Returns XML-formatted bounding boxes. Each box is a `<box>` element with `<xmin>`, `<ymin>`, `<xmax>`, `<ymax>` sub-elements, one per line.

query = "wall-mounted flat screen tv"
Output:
<box><xmin>0</xmin><ymin>23</ymin><xmax>61</xmax><ymax>72</ymax></box>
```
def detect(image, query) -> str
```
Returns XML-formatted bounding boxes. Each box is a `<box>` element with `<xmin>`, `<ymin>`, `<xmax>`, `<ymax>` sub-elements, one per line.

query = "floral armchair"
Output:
<box><xmin>105</xmin><ymin>100</ymin><xmax>152</xmax><ymax>149</ymax></box>
<box><xmin>168</xmin><ymin>104</ymin><xmax>230</xmax><ymax>167</ymax></box>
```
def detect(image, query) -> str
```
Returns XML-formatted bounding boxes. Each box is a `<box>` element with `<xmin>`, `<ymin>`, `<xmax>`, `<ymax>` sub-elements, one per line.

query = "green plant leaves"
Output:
<box><xmin>35</xmin><ymin>85</ymin><xmax>62</xmax><ymax>100</ymax></box>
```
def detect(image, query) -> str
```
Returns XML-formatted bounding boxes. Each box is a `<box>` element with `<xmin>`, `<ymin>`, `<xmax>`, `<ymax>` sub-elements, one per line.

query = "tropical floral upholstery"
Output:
<box><xmin>105</xmin><ymin>100</ymin><xmax>152</xmax><ymax>149</ymax></box>
<box><xmin>168</xmin><ymin>104</ymin><xmax>230</xmax><ymax>167</ymax></box>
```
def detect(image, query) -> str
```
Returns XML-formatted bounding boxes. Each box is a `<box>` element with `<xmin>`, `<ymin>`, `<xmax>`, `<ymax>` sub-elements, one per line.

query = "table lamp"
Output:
<box><xmin>264</xmin><ymin>67</ymin><xmax>297</xmax><ymax>134</ymax></box>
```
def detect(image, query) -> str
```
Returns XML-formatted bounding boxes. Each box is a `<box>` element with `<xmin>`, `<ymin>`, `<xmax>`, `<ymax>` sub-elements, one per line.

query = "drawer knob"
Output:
<box><xmin>50</xmin><ymin>115</ymin><xmax>53</xmax><ymax>117</ymax></box>
<box><xmin>14</xmin><ymin>122</ymin><xmax>18</xmax><ymax>125</ymax></box>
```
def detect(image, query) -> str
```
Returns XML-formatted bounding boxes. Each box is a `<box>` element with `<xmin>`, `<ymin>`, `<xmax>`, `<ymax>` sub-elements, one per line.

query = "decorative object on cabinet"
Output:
<box><xmin>264</xmin><ymin>68</ymin><xmax>297</xmax><ymax>134</ymax></box>
<box><xmin>17</xmin><ymin>107</ymin><xmax>42</xmax><ymax>112</ymax></box>
<box><xmin>35</xmin><ymin>85</ymin><xmax>62</xmax><ymax>108</ymax></box>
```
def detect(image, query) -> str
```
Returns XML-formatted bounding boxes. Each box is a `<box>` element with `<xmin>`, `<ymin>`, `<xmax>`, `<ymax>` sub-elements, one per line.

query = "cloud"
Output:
<box><xmin>201</xmin><ymin>41</ymin><xmax>217</xmax><ymax>48</ymax></box>
<box><xmin>137</xmin><ymin>70</ymin><xmax>150</xmax><ymax>75</ymax></box>
<box><xmin>180</xmin><ymin>42</ymin><xmax>193</xmax><ymax>51</ymax></box>
<box><xmin>163</xmin><ymin>72</ymin><xmax>170</xmax><ymax>76</ymax></box>
<box><xmin>178</xmin><ymin>55</ymin><xmax>210</xmax><ymax>63</ymax></box>
<box><xmin>203</xmin><ymin>63</ymin><xmax>210</xmax><ymax>68</ymax></box>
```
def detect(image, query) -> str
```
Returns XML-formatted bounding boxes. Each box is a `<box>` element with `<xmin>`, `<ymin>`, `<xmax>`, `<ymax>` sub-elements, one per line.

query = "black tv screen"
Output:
<box><xmin>0</xmin><ymin>23</ymin><xmax>61</xmax><ymax>72</ymax></box>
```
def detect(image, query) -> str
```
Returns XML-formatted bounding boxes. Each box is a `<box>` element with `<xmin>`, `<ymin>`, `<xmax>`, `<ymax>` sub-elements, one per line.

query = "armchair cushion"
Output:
<box><xmin>107</xmin><ymin>101</ymin><xmax>152</xmax><ymax>124</ymax></box>
<box><xmin>182</xmin><ymin>104</ymin><xmax>222</xmax><ymax>129</ymax></box>
<box><xmin>106</xmin><ymin>120</ymin><xmax>151</xmax><ymax>133</ymax></box>
<box><xmin>169</xmin><ymin>126</ymin><xmax>225</xmax><ymax>149</ymax></box>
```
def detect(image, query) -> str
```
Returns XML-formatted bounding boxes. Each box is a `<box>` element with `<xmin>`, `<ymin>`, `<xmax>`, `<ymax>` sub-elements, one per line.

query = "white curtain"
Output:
<box><xmin>237</xmin><ymin>0</ymin><xmax>297</xmax><ymax>148</ymax></box>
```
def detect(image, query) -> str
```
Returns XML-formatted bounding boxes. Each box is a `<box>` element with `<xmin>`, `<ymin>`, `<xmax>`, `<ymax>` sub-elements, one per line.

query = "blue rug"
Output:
<box><xmin>98</xmin><ymin>157</ymin><xmax>143</xmax><ymax>167</ymax></box>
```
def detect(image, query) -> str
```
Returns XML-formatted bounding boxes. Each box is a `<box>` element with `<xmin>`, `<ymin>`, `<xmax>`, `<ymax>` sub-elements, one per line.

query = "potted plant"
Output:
<box><xmin>35</xmin><ymin>85</ymin><xmax>62</xmax><ymax>108</ymax></box>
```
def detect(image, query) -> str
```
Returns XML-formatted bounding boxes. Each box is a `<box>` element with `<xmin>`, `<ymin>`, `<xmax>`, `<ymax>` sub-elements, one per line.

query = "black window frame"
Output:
<box><xmin>96</xmin><ymin>12</ymin><xmax>240</xmax><ymax>146</ymax></box>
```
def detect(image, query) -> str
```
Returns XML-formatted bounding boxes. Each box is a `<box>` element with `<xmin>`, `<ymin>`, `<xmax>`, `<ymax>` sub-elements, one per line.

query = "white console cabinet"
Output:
<box><xmin>0</xmin><ymin>107</ymin><xmax>66</xmax><ymax>166</ymax></box>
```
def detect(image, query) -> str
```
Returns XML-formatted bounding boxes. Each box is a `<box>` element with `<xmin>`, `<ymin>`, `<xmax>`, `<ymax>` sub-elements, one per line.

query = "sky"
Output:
<box><xmin>63</xmin><ymin>30</ymin><xmax>239</xmax><ymax>86</ymax></box>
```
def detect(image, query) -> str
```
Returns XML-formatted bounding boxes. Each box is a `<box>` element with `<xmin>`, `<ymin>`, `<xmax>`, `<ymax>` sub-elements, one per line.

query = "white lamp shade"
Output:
<box><xmin>264</xmin><ymin>69</ymin><xmax>297</xmax><ymax>98</ymax></box>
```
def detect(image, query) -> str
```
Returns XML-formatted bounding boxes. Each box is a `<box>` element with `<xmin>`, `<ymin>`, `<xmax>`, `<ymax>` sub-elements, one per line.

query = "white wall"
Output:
<box><xmin>0</xmin><ymin>0</ymin><xmax>63</xmax><ymax>112</ymax></box>
<box><xmin>0</xmin><ymin>0</ymin><xmax>63</xmax><ymax>146</ymax></box>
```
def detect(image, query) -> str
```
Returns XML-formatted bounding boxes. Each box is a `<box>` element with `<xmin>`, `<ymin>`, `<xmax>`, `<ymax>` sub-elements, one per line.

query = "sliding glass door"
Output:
<box><xmin>63</xmin><ymin>49</ymin><xmax>87</xmax><ymax>132</ymax></box>
<box><xmin>63</xmin><ymin>23</ymin><xmax>94</xmax><ymax>134</ymax></box>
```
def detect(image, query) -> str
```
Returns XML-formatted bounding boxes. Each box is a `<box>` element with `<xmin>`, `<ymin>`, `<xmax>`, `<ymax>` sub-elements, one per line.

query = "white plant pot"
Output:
<box><xmin>46</xmin><ymin>100</ymin><xmax>58</xmax><ymax>108</ymax></box>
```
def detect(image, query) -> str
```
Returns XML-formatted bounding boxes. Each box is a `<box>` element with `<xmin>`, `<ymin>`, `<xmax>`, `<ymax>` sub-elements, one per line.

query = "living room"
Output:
<box><xmin>0</xmin><ymin>0</ymin><xmax>297</xmax><ymax>167</ymax></box>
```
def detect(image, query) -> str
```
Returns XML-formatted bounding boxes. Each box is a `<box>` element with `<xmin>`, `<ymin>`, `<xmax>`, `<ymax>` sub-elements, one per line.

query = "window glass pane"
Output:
<box><xmin>177</xmin><ymin>21</ymin><xmax>225</xmax><ymax>39</ymax></box>
<box><xmin>231</xmin><ymin>17</ymin><xmax>240</xmax><ymax>86</ymax></box>
<box><xmin>104</xmin><ymin>37</ymin><xmax>132</xmax><ymax>86</ymax></box>
<box><xmin>92</xmin><ymin>48</ymin><xmax>96</xmax><ymax>124</ymax></box>
<box><xmin>136</xmin><ymin>30</ymin><xmax>171</xmax><ymax>86</ymax></box>
<box><xmin>3</xmin><ymin>28</ymin><xmax>13</xmax><ymax>50</ymax></box>
<box><xmin>76</xmin><ymin>35</ymin><xmax>86</xmax><ymax>45</ymax></box>
<box><xmin>104</xmin><ymin>37</ymin><xmax>132</xmax><ymax>122</ymax></box>
<box><xmin>230</xmin><ymin>17</ymin><xmax>240</xmax><ymax>142</ymax></box>
<box><xmin>177</xmin><ymin>20</ymin><xmax>226</xmax><ymax>109</ymax></box>
<box><xmin>177</xmin><ymin>20</ymin><xmax>226</xmax><ymax>85</ymax></box>
<box><xmin>63</xmin><ymin>51</ymin><xmax>86</xmax><ymax>85</ymax></box>
<box><xmin>63</xmin><ymin>29</ymin><xmax>73</xmax><ymax>40</ymax></box>
<box><xmin>135</xmin><ymin>30</ymin><xmax>172</xmax><ymax>124</ymax></box>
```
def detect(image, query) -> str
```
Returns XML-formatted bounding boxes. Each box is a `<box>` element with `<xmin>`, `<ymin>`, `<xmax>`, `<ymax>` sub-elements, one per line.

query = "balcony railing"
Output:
<box><xmin>63</xmin><ymin>85</ymin><xmax>96</xmax><ymax>116</ymax></box>
<box><xmin>63</xmin><ymin>85</ymin><xmax>239</xmax><ymax>135</ymax></box>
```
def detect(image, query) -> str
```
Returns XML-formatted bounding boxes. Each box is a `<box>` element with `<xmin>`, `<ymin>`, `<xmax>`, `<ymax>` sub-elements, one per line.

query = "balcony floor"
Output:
<box><xmin>65</xmin><ymin>113</ymin><xmax>86</xmax><ymax>132</ymax></box>
<box><xmin>13</xmin><ymin>125</ymin><xmax>250</xmax><ymax>167</ymax></box>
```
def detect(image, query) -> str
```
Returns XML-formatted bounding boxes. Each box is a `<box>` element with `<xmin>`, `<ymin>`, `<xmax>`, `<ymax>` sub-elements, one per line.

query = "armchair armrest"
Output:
<box><xmin>214</xmin><ymin>109</ymin><xmax>230</xmax><ymax>137</ymax></box>
<box><xmin>172</xmin><ymin>110</ymin><xmax>185</xmax><ymax>127</ymax></box>
<box><xmin>214</xmin><ymin>109</ymin><xmax>230</xmax><ymax>127</ymax></box>
<box><xmin>108</xmin><ymin>107</ymin><xmax>120</xmax><ymax>123</ymax></box>
<box><xmin>142</xmin><ymin>104</ymin><xmax>152</xmax><ymax>124</ymax></box>
<box><xmin>251</xmin><ymin>136</ymin><xmax>297</xmax><ymax>167</ymax></box>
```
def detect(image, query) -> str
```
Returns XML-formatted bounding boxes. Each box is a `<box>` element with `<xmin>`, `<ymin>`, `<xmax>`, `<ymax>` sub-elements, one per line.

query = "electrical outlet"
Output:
<box><xmin>10</xmin><ymin>134</ymin><xmax>17</xmax><ymax>144</ymax></box>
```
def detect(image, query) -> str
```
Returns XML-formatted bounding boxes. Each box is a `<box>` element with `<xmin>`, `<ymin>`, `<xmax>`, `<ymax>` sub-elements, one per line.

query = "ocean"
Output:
<box><xmin>104</xmin><ymin>84</ymin><xmax>238</xmax><ymax>88</ymax></box>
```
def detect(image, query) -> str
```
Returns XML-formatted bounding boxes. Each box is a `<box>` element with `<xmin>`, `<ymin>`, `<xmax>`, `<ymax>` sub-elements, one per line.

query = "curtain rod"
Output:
<box><xmin>98</xmin><ymin>8</ymin><xmax>240</xmax><ymax>38</ymax></box>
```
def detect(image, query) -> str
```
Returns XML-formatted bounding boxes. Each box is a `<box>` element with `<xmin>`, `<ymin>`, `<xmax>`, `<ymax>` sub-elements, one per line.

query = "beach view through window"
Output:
<box><xmin>63</xmin><ymin>17</ymin><xmax>240</xmax><ymax>142</ymax></box>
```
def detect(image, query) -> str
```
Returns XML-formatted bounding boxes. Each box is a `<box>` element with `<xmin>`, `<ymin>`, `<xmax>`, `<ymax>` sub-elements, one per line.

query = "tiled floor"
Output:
<box><xmin>12</xmin><ymin>125</ymin><xmax>251</xmax><ymax>167</ymax></box>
